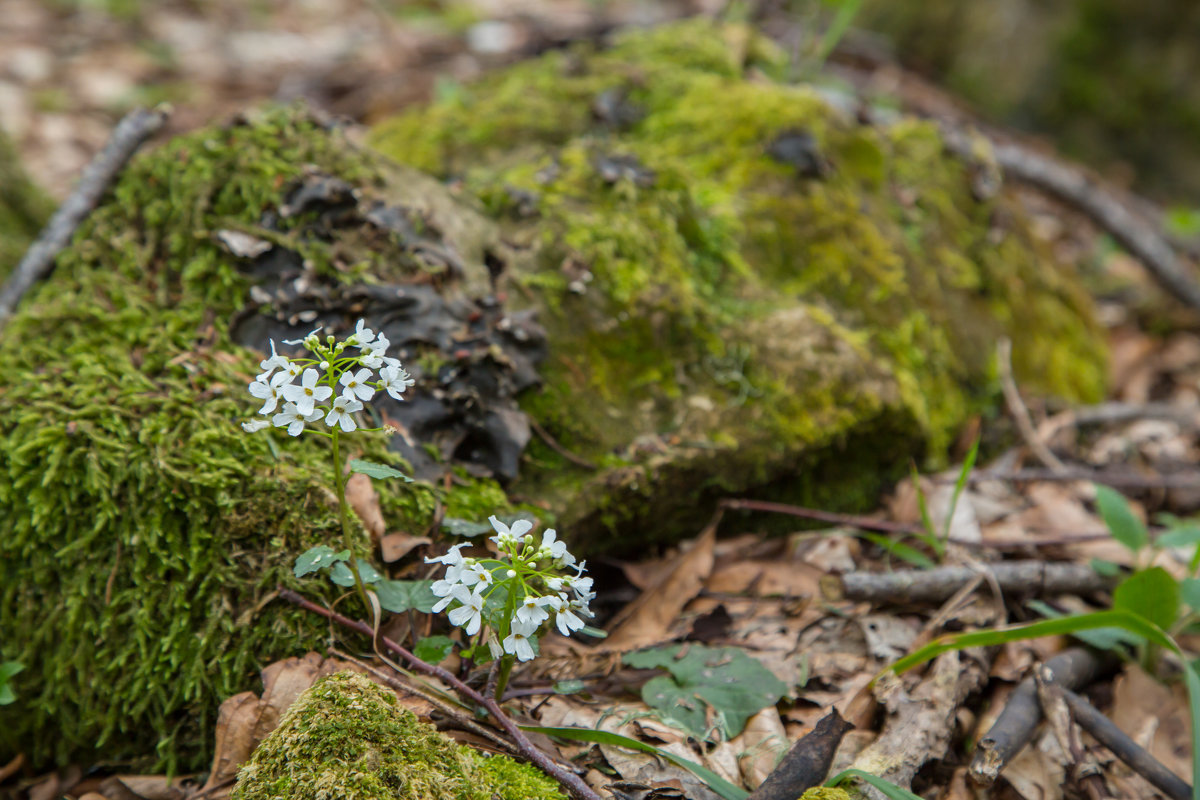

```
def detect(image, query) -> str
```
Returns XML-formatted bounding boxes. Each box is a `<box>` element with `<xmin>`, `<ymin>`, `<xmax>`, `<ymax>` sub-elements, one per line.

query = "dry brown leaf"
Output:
<box><xmin>100</xmin><ymin>776</ymin><xmax>187</xmax><ymax>800</ymax></box>
<box><xmin>202</xmin><ymin>691</ymin><xmax>263</xmax><ymax>789</ymax></box>
<box><xmin>601</xmin><ymin>526</ymin><xmax>715</xmax><ymax>652</ymax></box>
<box><xmin>705</xmin><ymin>560</ymin><xmax>821</xmax><ymax>597</ymax></box>
<box><xmin>733</xmin><ymin>706</ymin><xmax>789</xmax><ymax>788</ymax></box>
<box><xmin>345</xmin><ymin>472</ymin><xmax>386</xmax><ymax>546</ymax></box>
<box><xmin>1002</xmin><ymin>730</ymin><xmax>1066</xmax><ymax>800</ymax></box>
<box><xmin>380</xmin><ymin>531</ymin><xmax>431</xmax><ymax>562</ymax></box>
<box><xmin>1109</xmin><ymin>665</ymin><xmax>1192</xmax><ymax>783</ymax></box>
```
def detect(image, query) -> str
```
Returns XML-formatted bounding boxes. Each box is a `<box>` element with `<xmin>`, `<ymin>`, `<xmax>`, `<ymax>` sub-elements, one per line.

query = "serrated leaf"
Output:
<box><xmin>1095</xmin><ymin>484</ymin><xmax>1148</xmax><ymax>553</ymax></box>
<box><xmin>328</xmin><ymin>559</ymin><xmax>383</xmax><ymax>587</ymax></box>
<box><xmin>553</xmin><ymin>680</ymin><xmax>587</xmax><ymax>695</ymax></box>
<box><xmin>293</xmin><ymin>545</ymin><xmax>350</xmax><ymax>578</ymax></box>
<box><xmin>374</xmin><ymin>579</ymin><xmax>439</xmax><ymax>613</ymax></box>
<box><xmin>441</xmin><ymin>517</ymin><xmax>494</xmax><ymax>538</ymax></box>
<box><xmin>349</xmin><ymin>458</ymin><xmax>413</xmax><ymax>482</ymax></box>
<box><xmin>624</xmin><ymin>644</ymin><xmax>787</xmax><ymax>739</ymax></box>
<box><xmin>1113</xmin><ymin>567</ymin><xmax>1181</xmax><ymax>632</ymax></box>
<box><xmin>413</xmin><ymin>635</ymin><xmax>456</xmax><ymax>663</ymax></box>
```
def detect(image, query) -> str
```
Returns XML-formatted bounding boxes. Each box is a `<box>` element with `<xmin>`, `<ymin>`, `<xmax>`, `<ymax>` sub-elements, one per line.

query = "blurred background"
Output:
<box><xmin>2</xmin><ymin>0</ymin><xmax>1198</xmax><ymax>220</ymax></box>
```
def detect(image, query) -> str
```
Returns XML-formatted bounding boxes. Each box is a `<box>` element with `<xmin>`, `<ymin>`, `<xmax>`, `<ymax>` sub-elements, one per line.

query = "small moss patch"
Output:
<box><xmin>232</xmin><ymin>672</ymin><xmax>563</xmax><ymax>800</ymax></box>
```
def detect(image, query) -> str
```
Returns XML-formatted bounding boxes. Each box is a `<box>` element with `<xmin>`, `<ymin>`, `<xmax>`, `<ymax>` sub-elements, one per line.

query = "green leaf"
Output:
<box><xmin>1089</xmin><ymin>558</ymin><xmax>1122</xmax><ymax>577</ymax></box>
<box><xmin>293</xmin><ymin>545</ymin><xmax>350</xmax><ymax>578</ymax></box>
<box><xmin>860</xmin><ymin>532</ymin><xmax>935</xmax><ymax>569</ymax></box>
<box><xmin>579</xmin><ymin>625</ymin><xmax>608</xmax><ymax>639</ymax></box>
<box><xmin>413</xmin><ymin>635</ymin><xmax>456</xmax><ymax>663</ymax></box>
<box><xmin>553</xmin><ymin>680</ymin><xmax>587</xmax><ymax>695</ymax></box>
<box><xmin>441</xmin><ymin>517</ymin><xmax>494</xmax><ymax>538</ymax></box>
<box><xmin>1026</xmin><ymin>600</ymin><xmax>1141</xmax><ymax>651</ymax></box>
<box><xmin>1095</xmin><ymin>484</ymin><xmax>1148</xmax><ymax>553</ymax></box>
<box><xmin>1181</xmin><ymin>578</ymin><xmax>1200</xmax><ymax>611</ymax></box>
<box><xmin>521</xmin><ymin>726</ymin><xmax>749</xmax><ymax>800</ymax></box>
<box><xmin>944</xmin><ymin>437</ymin><xmax>980</xmax><ymax>541</ymax></box>
<box><xmin>374</xmin><ymin>579</ymin><xmax>439</xmax><ymax>613</ymax></box>
<box><xmin>349</xmin><ymin>458</ymin><xmax>413</xmax><ymax>482</ymax></box>
<box><xmin>328</xmin><ymin>559</ymin><xmax>383</xmax><ymax>587</ymax></box>
<box><xmin>623</xmin><ymin>645</ymin><xmax>787</xmax><ymax>739</ymax></box>
<box><xmin>0</xmin><ymin>661</ymin><xmax>23</xmax><ymax>706</ymax></box>
<box><xmin>1157</xmin><ymin>526</ymin><xmax>1200</xmax><ymax>549</ymax></box>
<box><xmin>1113</xmin><ymin>567</ymin><xmax>1181</xmax><ymax>631</ymax></box>
<box><xmin>827</xmin><ymin>769</ymin><xmax>923</xmax><ymax>800</ymax></box>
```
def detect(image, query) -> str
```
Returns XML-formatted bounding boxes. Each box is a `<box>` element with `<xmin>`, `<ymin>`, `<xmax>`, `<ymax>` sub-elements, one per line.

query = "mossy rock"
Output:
<box><xmin>0</xmin><ymin>20</ymin><xmax>1104</xmax><ymax>774</ymax></box>
<box><xmin>232</xmin><ymin>671</ymin><xmax>563</xmax><ymax>800</ymax></box>
<box><xmin>0</xmin><ymin>128</ymin><xmax>54</xmax><ymax>276</ymax></box>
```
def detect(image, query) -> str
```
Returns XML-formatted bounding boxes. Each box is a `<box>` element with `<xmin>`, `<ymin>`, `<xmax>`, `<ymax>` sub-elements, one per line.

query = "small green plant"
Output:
<box><xmin>0</xmin><ymin>661</ymin><xmax>22</xmax><ymax>705</ymax></box>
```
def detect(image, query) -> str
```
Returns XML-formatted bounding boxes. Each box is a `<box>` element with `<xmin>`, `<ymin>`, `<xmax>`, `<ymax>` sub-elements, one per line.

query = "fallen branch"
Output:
<box><xmin>1059</xmin><ymin>682</ymin><xmax>1191</xmax><ymax>800</ymax></box>
<box><xmin>970</xmin><ymin>648</ymin><xmax>1117</xmax><ymax>787</ymax></box>
<box><xmin>0</xmin><ymin>106</ymin><xmax>169</xmax><ymax>330</ymax></box>
<box><xmin>822</xmin><ymin>561</ymin><xmax>1118</xmax><ymax>605</ymax></box>
<box><xmin>941</xmin><ymin>126</ymin><xmax>1200</xmax><ymax>312</ymax></box>
<box><xmin>278</xmin><ymin>587</ymin><xmax>601</xmax><ymax>800</ymax></box>
<box><xmin>746</xmin><ymin>709</ymin><xmax>854</xmax><ymax>800</ymax></box>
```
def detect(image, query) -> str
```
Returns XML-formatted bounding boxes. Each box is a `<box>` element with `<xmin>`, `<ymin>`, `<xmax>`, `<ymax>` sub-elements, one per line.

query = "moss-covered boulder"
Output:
<box><xmin>0</xmin><ymin>19</ymin><xmax>1104</xmax><ymax>774</ymax></box>
<box><xmin>232</xmin><ymin>672</ymin><xmax>563</xmax><ymax>800</ymax></box>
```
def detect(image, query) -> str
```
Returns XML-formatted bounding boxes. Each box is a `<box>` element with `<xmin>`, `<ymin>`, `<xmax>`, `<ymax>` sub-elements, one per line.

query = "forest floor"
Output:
<box><xmin>2</xmin><ymin>3</ymin><xmax>1199</xmax><ymax>800</ymax></box>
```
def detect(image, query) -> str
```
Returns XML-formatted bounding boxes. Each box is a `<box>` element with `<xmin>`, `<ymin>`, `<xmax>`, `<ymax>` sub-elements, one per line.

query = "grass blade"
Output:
<box><xmin>827</xmin><ymin>768</ymin><xmax>924</xmax><ymax>799</ymax></box>
<box><xmin>521</xmin><ymin>725</ymin><xmax>749</xmax><ymax>800</ymax></box>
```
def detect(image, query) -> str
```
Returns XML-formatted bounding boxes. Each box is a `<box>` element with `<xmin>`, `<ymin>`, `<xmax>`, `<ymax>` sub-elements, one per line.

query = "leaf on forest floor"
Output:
<box><xmin>345</xmin><ymin>472</ymin><xmax>386</xmax><ymax>546</ymax></box>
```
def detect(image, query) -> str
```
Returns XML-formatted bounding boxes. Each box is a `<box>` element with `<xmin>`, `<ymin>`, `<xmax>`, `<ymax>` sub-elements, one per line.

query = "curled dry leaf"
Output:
<box><xmin>345</xmin><ymin>472</ymin><xmax>386</xmax><ymax>547</ymax></box>
<box><xmin>380</xmin><ymin>530</ymin><xmax>432</xmax><ymax>563</ymax></box>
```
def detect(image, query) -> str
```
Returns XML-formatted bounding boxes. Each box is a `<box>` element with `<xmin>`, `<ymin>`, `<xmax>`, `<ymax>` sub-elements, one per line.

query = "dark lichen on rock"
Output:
<box><xmin>232</xmin><ymin>671</ymin><xmax>563</xmax><ymax>800</ymax></box>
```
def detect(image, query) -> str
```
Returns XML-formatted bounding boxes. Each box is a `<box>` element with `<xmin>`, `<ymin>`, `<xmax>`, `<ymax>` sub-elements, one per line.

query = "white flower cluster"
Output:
<box><xmin>425</xmin><ymin>516</ymin><xmax>595</xmax><ymax>662</ymax></box>
<box><xmin>243</xmin><ymin>319</ymin><xmax>415</xmax><ymax>436</ymax></box>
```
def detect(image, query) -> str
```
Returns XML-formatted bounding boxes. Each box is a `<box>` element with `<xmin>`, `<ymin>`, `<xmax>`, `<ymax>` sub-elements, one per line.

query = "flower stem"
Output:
<box><xmin>331</xmin><ymin>428</ymin><xmax>370</xmax><ymax>612</ymax></box>
<box><xmin>494</xmin><ymin>655</ymin><xmax>515</xmax><ymax>701</ymax></box>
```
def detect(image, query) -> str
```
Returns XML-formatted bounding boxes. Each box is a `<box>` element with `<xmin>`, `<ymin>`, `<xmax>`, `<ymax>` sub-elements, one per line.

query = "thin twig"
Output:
<box><xmin>278</xmin><ymin>587</ymin><xmax>600</xmax><ymax>800</ymax></box>
<box><xmin>719</xmin><ymin>497</ymin><xmax>922</xmax><ymax>534</ymax></box>
<box><xmin>969</xmin><ymin>467</ymin><xmax>1200</xmax><ymax>491</ymax></box>
<box><xmin>1060</xmin><ymin>685</ymin><xmax>1191</xmax><ymax>800</ymax></box>
<box><xmin>998</xmin><ymin>338</ymin><xmax>1067</xmax><ymax>473</ymax></box>
<box><xmin>528</xmin><ymin>417</ymin><xmax>598</xmax><ymax>470</ymax></box>
<box><xmin>0</xmin><ymin>106</ymin><xmax>169</xmax><ymax>330</ymax></box>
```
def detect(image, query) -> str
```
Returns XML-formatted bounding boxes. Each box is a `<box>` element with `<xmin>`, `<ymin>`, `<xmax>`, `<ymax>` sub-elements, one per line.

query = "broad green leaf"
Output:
<box><xmin>624</xmin><ymin>644</ymin><xmax>787</xmax><ymax>739</ymax></box>
<box><xmin>1095</xmin><ymin>484</ymin><xmax>1148</xmax><ymax>553</ymax></box>
<box><xmin>441</xmin><ymin>517</ymin><xmax>494</xmax><ymax>538</ymax></box>
<box><xmin>827</xmin><ymin>769</ymin><xmax>923</xmax><ymax>800</ymax></box>
<box><xmin>374</xmin><ymin>579</ymin><xmax>439</xmax><ymax>613</ymax></box>
<box><xmin>293</xmin><ymin>545</ymin><xmax>350</xmax><ymax>578</ymax></box>
<box><xmin>413</xmin><ymin>635</ymin><xmax>456</xmax><ymax>664</ymax></box>
<box><xmin>329</xmin><ymin>559</ymin><xmax>383</xmax><ymax>587</ymax></box>
<box><xmin>1113</xmin><ymin>567</ymin><xmax>1180</xmax><ymax>631</ymax></box>
<box><xmin>349</xmin><ymin>458</ymin><xmax>413</xmax><ymax>482</ymax></box>
<box><xmin>1157</xmin><ymin>526</ymin><xmax>1200</xmax><ymax>549</ymax></box>
<box><xmin>553</xmin><ymin>680</ymin><xmax>587</xmax><ymax>695</ymax></box>
<box><xmin>1181</xmin><ymin>578</ymin><xmax>1200</xmax><ymax>611</ymax></box>
<box><xmin>521</xmin><ymin>725</ymin><xmax>749</xmax><ymax>800</ymax></box>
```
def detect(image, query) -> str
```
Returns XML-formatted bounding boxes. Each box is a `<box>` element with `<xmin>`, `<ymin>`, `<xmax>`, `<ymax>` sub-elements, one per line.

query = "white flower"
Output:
<box><xmin>426</xmin><ymin>543</ymin><xmax>468</xmax><ymax>568</ymax></box>
<box><xmin>379</xmin><ymin>364</ymin><xmax>415</xmax><ymax>401</ymax></box>
<box><xmin>270</xmin><ymin>360</ymin><xmax>303</xmax><ymax>388</ymax></box>
<box><xmin>539</xmin><ymin>529</ymin><xmax>574</xmax><ymax>566</ymax></box>
<box><xmin>359</xmin><ymin>333</ymin><xmax>391</xmax><ymax>369</ymax></box>
<box><xmin>488</xmin><ymin>516</ymin><xmax>533</xmax><ymax>548</ymax></box>
<box><xmin>569</xmin><ymin>574</ymin><xmax>595</xmax><ymax>604</ymax></box>
<box><xmin>460</xmin><ymin>562</ymin><xmax>495</xmax><ymax>589</ymax></box>
<box><xmin>257</xmin><ymin>340</ymin><xmax>289</xmax><ymax>381</ymax></box>
<box><xmin>339</xmin><ymin>368</ymin><xmax>376</xmax><ymax>402</ymax></box>
<box><xmin>272</xmin><ymin>402</ymin><xmax>323</xmax><ymax>437</ymax></box>
<box><xmin>347</xmin><ymin>319</ymin><xmax>375</xmax><ymax>348</ymax></box>
<box><xmin>325</xmin><ymin>394</ymin><xmax>363</xmax><ymax>432</ymax></box>
<box><xmin>282</xmin><ymin>368</ymin><xmax>333</xmax><ymax>416</ymax></box>
<box><xmin>248</xmin><ymin>378</ymin><xmax>282</xmax><ymax>414</ymax></box>
<box><xmin>547</xmin><ymin>594</ymin><xmax>586</xmax><ymax>636</ymax></box>
<box><xmin>447</xmin><ymin>587</ymin><xmax>486</xmax><ymax>635</ymax></box>
<box><xmin>503</xmin><ymin>618</ymin><xmax>539</xmax><ymax>662</ymax></box>
<box><xmin>282</xmin><ymin>327</ymin><xmax>321</xmax><ymax>346</ymax></box>
<box><xmin>515</xmin><ymin>593</ymin><xmax>553</xmax><ymax>626</ymax></box>
<box><xmin>242</xmin><ymin>419</ymin><xmax>271</xmax><ymax>433</ymax></box>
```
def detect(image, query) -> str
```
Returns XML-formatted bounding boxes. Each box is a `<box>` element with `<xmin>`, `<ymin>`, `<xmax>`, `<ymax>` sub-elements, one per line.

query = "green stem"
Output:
<box><xmin>332</xmin><ymin>429</ymin><xmax>370</xmax><ymax>612</ymax></box>
<box><xmin>494</xmin><ymin>655</ymin><xmax>515</xmax><ymax>701</ymax></box>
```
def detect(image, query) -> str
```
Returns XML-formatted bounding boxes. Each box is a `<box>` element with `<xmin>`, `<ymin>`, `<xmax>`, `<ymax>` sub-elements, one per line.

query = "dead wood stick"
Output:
<box><xmin>720</xmin><ymin>497</ymin><xmax>922</xmax><ymax>535</ymax></box>
<box><xmin>746</xmin><ymin>709</ymin><xmax>854</xmax><ymax>800</ymax></box>
<box><xmin>822</xmin><ymin>561</ymin><xmax>1118</xmax><ymax>605</ymax></box>
<box><xmin>998</xmin><ymin>338</ymin><xmax>1067</xmax><ymax>473</ymax></box>
<box><xmin>0</xmin><ymin>106</ymin><xmax>169</xmax><ymax>330</ymax></box>
<box><xmin>970</xmin><ymin>648</ymin><xmax>1117</xmax><ymax>787</ymax></box>
<box><xmin>278</xmin><ymin>588</ymin><xmax>601</xmax><ymax>800</ymax></box>
<box><xmin>968</xmin><ymin>468</ymin><xmax>1200</xmax><ymax>491</ymax></box>
<box><xmin>941</xmin><ymin>126</ymin><xmax>1200</xmax><ymax>312</ymax></box>
<box><xmin>1059</xmin><ymin>684</ymin><xmax>1191</xmax><ymax>800</ymax></box>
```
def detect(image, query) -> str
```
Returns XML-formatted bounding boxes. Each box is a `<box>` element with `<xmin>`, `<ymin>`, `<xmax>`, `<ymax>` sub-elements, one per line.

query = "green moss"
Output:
<box><xmin>0</xmin><ymin>129</ymin><xmax>54</xmax><ymax>278</ymax></box>
<box><xmin>232</xmin><ymin>672</ymin><xmax>563</xmax><ymax>800</ymax></box>
<box><xmin>368</xmin><ymin>20</ymin><xmax>1106</xmax><ymax>547</ymax></box>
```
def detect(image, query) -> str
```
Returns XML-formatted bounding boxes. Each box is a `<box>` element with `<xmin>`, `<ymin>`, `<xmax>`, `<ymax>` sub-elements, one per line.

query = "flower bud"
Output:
<box><xmin>506</xmin><ymin>569</ymin><xmax>517</xmax><ymax>578</ymax></box>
